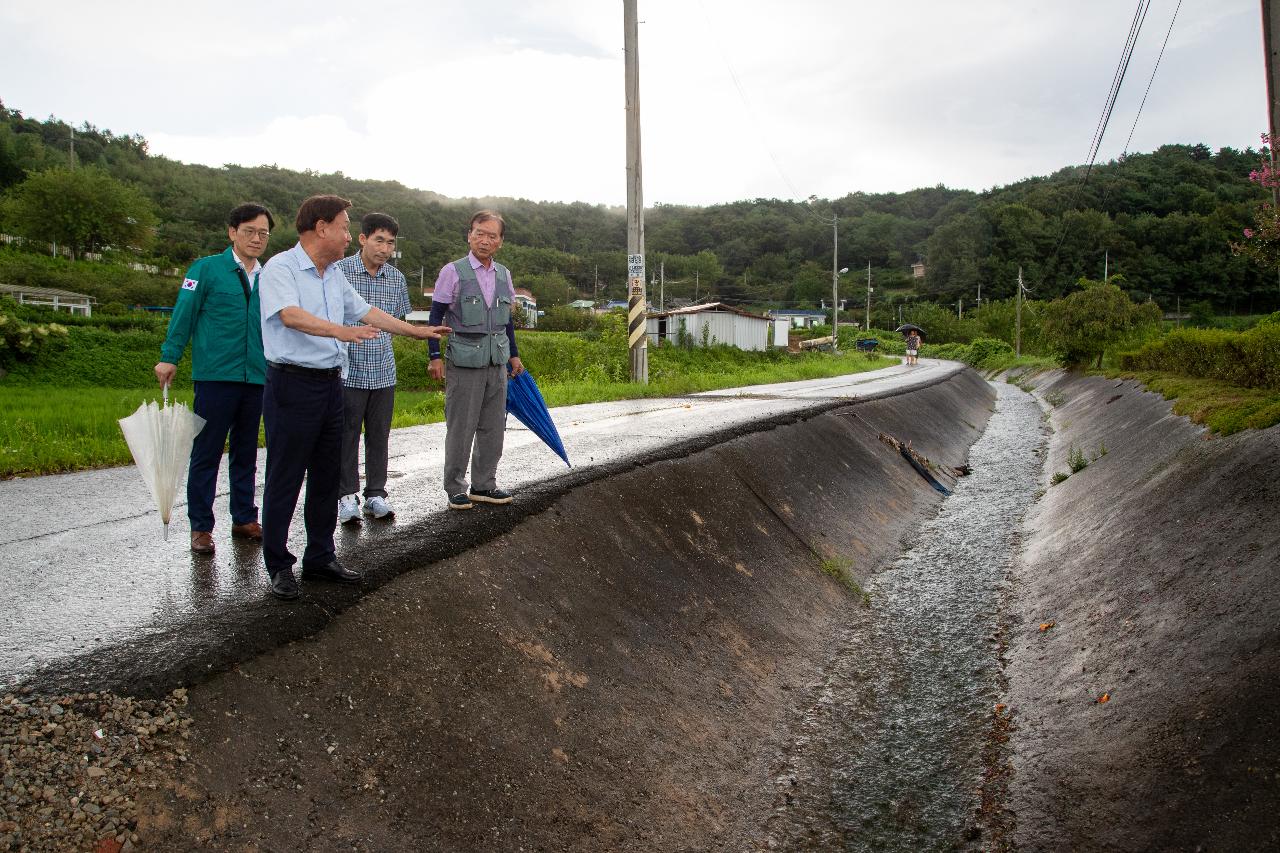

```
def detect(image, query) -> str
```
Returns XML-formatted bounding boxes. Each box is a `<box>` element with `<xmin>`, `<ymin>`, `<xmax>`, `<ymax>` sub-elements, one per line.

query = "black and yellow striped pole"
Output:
<box><xmin>624</xmin><ymin>0</ymin><xmax>648</xmax><ymax>383</ymax></box>
<box><xmin>627</xmin><ymin>253</ymin><xmax>647</xmax><ymax>382</ymax></box>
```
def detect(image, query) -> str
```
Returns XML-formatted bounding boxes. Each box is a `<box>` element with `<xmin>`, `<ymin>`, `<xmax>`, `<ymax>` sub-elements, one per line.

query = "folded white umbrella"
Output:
<box><xmin>118</xmin><ymin>385</ymin><xmax>206</xmax><ymax>540</ymax></box>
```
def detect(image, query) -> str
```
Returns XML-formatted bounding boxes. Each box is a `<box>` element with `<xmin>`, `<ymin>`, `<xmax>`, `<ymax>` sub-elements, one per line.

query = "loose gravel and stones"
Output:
<box><xmin>0</xmin><ymin>688</ymin><xmax>191</xmax><ymax>852</ymax></box>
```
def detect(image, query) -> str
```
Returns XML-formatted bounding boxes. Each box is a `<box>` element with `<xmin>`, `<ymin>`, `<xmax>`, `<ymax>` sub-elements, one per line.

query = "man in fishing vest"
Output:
<box><xmin>427</xmin><ymin>210</ymin><xmax>525</xmax><ymax>510</ymax></box>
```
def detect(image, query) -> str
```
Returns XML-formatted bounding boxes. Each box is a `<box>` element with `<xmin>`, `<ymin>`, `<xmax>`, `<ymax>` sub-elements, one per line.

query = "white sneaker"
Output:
<box><xmin>338</xmin><ymin>493</ymin><xmax>361</xmax><ymax>524</ymax></box>
<box><xmin>363</xmin><ymin>495</ymin><xmax>394</xmax><ymax>519</ymax></box>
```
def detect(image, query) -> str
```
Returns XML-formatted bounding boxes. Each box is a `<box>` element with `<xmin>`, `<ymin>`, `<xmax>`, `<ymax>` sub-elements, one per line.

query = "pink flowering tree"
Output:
<box><xmin>1232</xmin><ymin>134</ymin><xmax>1280</xmax><ymax>268</ymax></box>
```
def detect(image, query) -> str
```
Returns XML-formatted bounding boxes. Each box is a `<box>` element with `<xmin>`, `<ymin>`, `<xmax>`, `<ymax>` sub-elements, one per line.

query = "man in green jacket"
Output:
<box><xmin>155</xmin><ymin>203</ymin><xmax>273</xmax><ymax>554</ymax></box>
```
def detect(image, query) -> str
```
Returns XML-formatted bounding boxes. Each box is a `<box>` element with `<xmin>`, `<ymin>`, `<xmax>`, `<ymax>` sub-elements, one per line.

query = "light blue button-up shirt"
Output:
<box><xmin>259</xmin><ymin>243</ymin><xmax>372</xmax><ymax>369</ymax></box>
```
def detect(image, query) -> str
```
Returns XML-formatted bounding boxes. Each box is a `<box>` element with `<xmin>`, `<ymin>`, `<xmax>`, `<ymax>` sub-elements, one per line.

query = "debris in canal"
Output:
<box><xmin>875</xmin><ymin>431</ymin><xmax>956</xmax><ymax>495</ymax></box>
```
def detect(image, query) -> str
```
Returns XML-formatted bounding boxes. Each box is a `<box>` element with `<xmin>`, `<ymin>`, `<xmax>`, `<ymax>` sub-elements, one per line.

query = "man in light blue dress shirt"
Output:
<box><xmin>257</xmin><ymin>194</ymin><xmax>448</xmax><ymax>601</ymax></box>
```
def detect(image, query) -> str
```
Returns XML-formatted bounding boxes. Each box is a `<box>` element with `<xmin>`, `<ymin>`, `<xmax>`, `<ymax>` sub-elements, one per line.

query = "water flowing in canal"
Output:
<box><xmin>767</xmin><ymin>381</ymin><xmax>1047</xmax><ymax>851</ymax></box>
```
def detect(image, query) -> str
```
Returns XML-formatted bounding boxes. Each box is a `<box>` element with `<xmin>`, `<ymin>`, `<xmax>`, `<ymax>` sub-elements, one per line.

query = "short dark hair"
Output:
<box><xmin>295</xmin><ymin>195</ymin><xmax>352</xmax><ymax>233</ymax></box>
<box><xmin>228</xmin><ymin>203</ymin><xmax>275</xmax><ymax>230</ymax></box>
<box><xmin>469</xmin><ymin>210</ymin><xmax>505</xmax><ymax>237</ymax></box>
<box><xmin>361</xmin><ymin>212</ymin><xmax>399</xmax><ymax>238</ymax></box>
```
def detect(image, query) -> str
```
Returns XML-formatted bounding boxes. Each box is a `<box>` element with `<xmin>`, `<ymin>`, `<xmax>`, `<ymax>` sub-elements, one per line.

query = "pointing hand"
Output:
<box><xmin>338</xmin><ymin>324</ymin><xmax>381</xmax><ymax>343</ymax></box>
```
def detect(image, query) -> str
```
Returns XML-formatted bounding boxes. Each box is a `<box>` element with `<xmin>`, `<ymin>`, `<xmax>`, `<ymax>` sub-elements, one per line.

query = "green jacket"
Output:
<box><xmin>160</xmin><ymin>246</ymin><xmax>266</xmax><ymax>384</ymax></box>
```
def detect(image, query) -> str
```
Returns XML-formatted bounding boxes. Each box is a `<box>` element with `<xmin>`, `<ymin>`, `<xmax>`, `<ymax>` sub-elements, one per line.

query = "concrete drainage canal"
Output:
<box><xmin>64</xmin><ymin>370</ymin><xmax>1077</xmax><ymax>851</ymax></box>
<box><xmin>11</xmin><ymin>368</ymin><xmax>1275</xmax><ymax>851</ymax></box>
<box><xmin>763</xmin><ymin>382</ymin><xmax>1044</xmax><ymax>850</ymax></box>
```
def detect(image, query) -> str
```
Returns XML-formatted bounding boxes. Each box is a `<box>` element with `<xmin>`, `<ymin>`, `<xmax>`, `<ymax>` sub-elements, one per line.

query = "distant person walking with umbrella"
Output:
<box><xmin>257</xmin><ymin>195</ymin><xmax>449</xmax><ymax>600</ymax></box>
<box><xmin>427</xmin><ymin>210</ymin><xmax>525</xmax><ymax>511</ymax></box>
<box><xmin>154</xmin><ymin>203</ymin><xmax>274</xmax><ymax>555</ymax></box>
<box><xmin>897</xmin><ymin>323</ymin><xmax>925</xmax><ymax>366</ymax></box>
<box><xmin>906</xmin><ymin>330</ymin><xmax>922</xmax><ymax>366</ymax></box>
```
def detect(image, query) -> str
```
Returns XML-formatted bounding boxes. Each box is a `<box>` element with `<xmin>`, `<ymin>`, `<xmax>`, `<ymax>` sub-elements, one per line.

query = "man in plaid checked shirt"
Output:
<box><xmin>336</xmin><ymin>212</ymin><xmax>412</xmax><ymax>522</ymax></box>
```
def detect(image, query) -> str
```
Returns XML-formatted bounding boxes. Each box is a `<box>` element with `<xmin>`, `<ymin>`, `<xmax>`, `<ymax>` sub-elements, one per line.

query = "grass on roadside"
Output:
<box><xmin>1105</xmin><ymin>369</ymin><xmax>1280</xmax><ymax>435</ymax></box>
<box><xmin>0</xmin><ymin>387</ymin><xmax>197</xmax><ymax>475</ymax></box>
<box><xmin>2</xmin><ymin>350</ymin><xmax>895</xmax><ymax>477</ymax></box>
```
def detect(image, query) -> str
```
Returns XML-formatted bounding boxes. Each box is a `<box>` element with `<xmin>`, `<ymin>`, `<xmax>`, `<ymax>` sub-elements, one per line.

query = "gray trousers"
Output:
<box><xmin>340</xmin><ymin>385</ymin><xmax>396</xmax><ymax>498</ymax></box>
<box><xmin>443</xmin><ymin>363</ymin><xmax>508</xmax><ymax>496</ymax></box>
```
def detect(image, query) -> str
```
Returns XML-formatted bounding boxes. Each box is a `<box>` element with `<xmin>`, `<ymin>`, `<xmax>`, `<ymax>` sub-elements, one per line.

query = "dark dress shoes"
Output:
<box><xmin>190</xmin><ymin>531</ymin><xmax>215</xmax><ymax>554</ymax></box>
<box><xmin>269</xmin><ymin>569</ymin><xmax>301</xmax><ymax>601</ymax></box>
<box><xmin>301</xmin><ymin>560</ymin><xmax>364</xmax><ymax>584</ymax></box>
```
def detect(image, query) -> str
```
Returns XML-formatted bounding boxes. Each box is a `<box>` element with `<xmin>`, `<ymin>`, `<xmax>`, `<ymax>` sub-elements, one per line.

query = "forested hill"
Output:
<box><xmin>1</xmin><ymin>101</ymin><xmax>1274</xmax><ymax>314</ymax></box>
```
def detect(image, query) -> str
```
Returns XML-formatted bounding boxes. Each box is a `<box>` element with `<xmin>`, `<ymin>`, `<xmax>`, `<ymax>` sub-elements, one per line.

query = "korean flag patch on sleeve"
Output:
<box><xmin>182</xmin><ymin>278</ymin><xmax>199</xmax><ymax>291</ymax></box>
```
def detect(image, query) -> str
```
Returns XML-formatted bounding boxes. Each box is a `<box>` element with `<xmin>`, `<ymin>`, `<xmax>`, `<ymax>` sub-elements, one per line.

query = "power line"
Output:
<box><xmin>694</xmin><ymin>0</ymin><xmax>810</xmax><ymax>204</ymax></box>
<box><xmin>1083</xmin><ymin>1</ymin><xmax>1152</xmax><ymax>182</ymax></box>
<box><xmin>1044</xmin><ymin>0</ymin><xmax>1153</xmax><ymax>282</ymax></box>
<box><xmin>1067</xmin><ymin>0</ymin><xmax>1184</xmax><ymax>283</ymax></box>
<box><xmin>1121</xmin><ymin>0</ymin><xmax>1182</xmax><ymax>156</ymax></box>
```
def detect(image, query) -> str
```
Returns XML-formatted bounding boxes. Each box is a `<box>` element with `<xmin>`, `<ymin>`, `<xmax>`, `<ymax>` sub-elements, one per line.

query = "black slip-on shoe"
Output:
<box><xmin>301</xmin><ymin>560</ymin><xmax>364</xmax><ymax>584</ymax></box>
<box><xmin>269</xmin><ymin>570</ymin><xmax>301</xmax><ymax>601</ymax></box>
<box><xmin>448</xmin><ymin>493</ymin><xmax>474</xmax><ymax>510</ymax></box>
<box><xmin>468</xmin><ymin>488</ymin><xmax>513</xmax><ymax>505</ymax></box>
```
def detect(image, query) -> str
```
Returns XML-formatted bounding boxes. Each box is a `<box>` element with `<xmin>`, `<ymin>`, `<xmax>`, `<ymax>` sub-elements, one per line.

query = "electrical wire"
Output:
<box><xmin>1121</xmin><ymin>0</ymin><xmax>1182</xmax><ymax>156</ymax></box>
<box><xmin>694</xmin><ymin>0</ymin><xmax>831</xmax><ymax>220</ymax></box>
<box><xmin>1083</xmin><ymin>2</ymin><xmax>1152</xmax><ymax>182</ymax></box>
<box><xmin>1044</xmin><ymin>0</ymin><xmax>1153</xmax><ymax>282</ymax></box>
<box><xmin>1059</xmin><ymin>0</ymin><xmax>1185</xmax><ymax>285</ymax></box>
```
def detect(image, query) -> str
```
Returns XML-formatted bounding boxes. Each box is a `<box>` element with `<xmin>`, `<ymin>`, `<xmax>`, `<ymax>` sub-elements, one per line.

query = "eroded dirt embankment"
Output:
<box><xmin>133</xmin><ymin>371</ymin><xmax>994</xmax><ymax>852</ymax></box>
<box><xmin>1007</xmin><ymin>372</ymin><xmax>1280</xmax><ymax>851</ymax></box>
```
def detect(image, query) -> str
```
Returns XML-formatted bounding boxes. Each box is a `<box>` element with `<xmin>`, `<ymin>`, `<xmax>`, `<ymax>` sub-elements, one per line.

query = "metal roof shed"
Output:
<box><xmin>647</xmin><ymin>302</ymin><xmax>771</xmax><ymax>351</ymax></box>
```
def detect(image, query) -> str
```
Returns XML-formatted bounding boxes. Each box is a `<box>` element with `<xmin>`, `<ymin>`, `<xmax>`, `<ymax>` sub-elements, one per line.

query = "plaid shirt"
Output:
<box><xmin>337</xmin><ymin>254</ymin><xmax>411</xmax><ymax>389</ymax></box>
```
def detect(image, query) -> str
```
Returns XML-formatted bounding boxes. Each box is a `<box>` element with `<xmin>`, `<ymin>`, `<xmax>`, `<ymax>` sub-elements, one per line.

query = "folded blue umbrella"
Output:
<box><xmin>506</xmin><ymin>370</ymin><xmax>570</xmax><ymax>466</ymax></box>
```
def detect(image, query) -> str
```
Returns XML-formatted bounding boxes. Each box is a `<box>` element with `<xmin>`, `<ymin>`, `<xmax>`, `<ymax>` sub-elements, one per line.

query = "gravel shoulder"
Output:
<box><xmin>0</xmin><ymin>689</ymin><xmax>190</xmax><ymax>852</ymax></box>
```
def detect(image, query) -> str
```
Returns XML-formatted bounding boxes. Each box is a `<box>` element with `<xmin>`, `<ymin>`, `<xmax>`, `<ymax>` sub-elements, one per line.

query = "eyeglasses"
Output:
<box><xmin>239</xmin><ymin>228</ymin><xmax>271</xmax><ymax>240</ymax></box>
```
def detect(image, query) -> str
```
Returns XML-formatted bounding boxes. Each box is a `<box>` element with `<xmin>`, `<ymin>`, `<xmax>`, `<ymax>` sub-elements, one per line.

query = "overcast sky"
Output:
<box><xmin>0</xmin><ymin>1</ymin><xmax>1267</xmax><ymax>207</ymax></box>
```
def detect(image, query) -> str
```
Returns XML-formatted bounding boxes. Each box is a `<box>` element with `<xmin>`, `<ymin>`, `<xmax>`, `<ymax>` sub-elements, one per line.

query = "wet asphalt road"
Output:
<box><xmin>0</xmin><ymin>359</ymin><xmax>961</xmax><ymax>696</ymax></box>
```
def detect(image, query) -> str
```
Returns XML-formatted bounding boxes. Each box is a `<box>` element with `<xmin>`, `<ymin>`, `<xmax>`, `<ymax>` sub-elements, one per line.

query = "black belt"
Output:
<box><xmin>268</xmin><ymin>361</ymin><xmax>341</xmax><ymax>378</ymax></box>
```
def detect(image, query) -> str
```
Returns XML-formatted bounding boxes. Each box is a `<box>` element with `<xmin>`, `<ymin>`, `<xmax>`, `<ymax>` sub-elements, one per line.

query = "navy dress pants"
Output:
<box><xmin>188</xmin><ymin>380</ymin><xmax>264</xmax><ymax>532</ymax></box>
<box><xmin>261</xmin><ymin>367</ymin><xmax>344</xmax><ymax>577</ymax></box>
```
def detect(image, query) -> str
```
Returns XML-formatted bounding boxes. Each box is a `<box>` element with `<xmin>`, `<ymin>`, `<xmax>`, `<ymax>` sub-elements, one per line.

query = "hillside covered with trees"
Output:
<box><xmin>1</xmin><ymin>100</ymin><xmax>1275</xmax><ymax>316</ymax></box>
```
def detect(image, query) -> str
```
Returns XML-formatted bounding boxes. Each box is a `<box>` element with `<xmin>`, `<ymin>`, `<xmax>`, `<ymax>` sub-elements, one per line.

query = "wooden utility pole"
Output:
<box><xmin>830</xmin><ymin>217</ymin><xmax>839</xmax><ymax>347</ymax></box>
<box><xmin>865</xmin><ymin>260</ymin><xmax>872</xmax><ymax>333</ymax></box>
<box><xmin>1264</xmin><ymin>0</ymin><xmax>1280</xmax><ymax>176</ymax></box>
<box><xmin>624</xmin><ymin>0</ymin><xmax>647</xmax><ymax>382</ymax></box>
<box><xmin>1264</xmin><ymin>0</ymin><xmax>1280</xmax><ymax>298</ymax></box>
<box><xmin>1016</xmin><ymin>266</ymin><xmax>1024</xmax><ymax>357</ymax></box>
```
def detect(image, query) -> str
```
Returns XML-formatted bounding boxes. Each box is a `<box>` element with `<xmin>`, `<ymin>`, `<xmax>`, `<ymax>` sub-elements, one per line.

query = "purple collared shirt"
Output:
<box><xmin>431</xmin><ymin>251</ymin><xmax>510</xmax><ymax>307</ymax></box>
